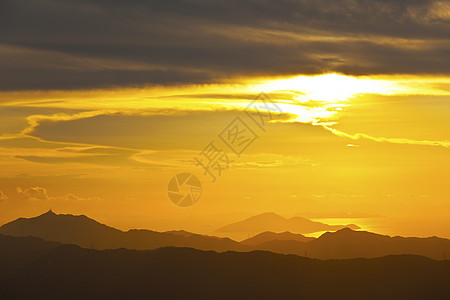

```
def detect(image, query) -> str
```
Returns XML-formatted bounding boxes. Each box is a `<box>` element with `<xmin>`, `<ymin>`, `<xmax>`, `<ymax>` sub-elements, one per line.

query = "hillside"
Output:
<box><xmin>0</xmin><ymin>234</ymin><xmax>449</xmax><ymax>299</ymax></box>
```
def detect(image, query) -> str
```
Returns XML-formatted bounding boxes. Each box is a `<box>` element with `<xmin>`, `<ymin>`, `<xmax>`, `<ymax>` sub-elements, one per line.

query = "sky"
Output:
<box><xmin>0</xmin><ymin>0</ymin><xmax>449</xmax><ymax>239</ymax></box>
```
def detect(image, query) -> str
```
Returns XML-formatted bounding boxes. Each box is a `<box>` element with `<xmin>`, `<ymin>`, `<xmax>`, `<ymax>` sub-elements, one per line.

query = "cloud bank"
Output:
<box><xmin>0</xmin><ymin>0</ymin><xmax>449</xmax><ymax>90</ymax></box>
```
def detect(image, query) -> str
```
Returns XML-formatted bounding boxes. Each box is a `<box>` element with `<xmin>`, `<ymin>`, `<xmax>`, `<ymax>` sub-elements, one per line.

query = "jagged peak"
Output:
<box><xmin>41</xmin><ymin>209</ymin><xmax>56</xmax><ymax>216</ymax></box>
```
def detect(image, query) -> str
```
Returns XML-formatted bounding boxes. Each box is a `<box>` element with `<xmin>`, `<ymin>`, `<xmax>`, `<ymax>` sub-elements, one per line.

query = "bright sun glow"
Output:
<box><xmin>241</xmin><ymin>73</ymin><xmax>400</xmax><ymax>124</ymax></box>
<box><xmin>243</xmin><ymin>73</ymin><xmax>450</xmax><ymax>125</ymax></box>
<box><xmin>253</xmin><ymin>73</ymin><xmax>398</xmax><ymax>103</ymax></box>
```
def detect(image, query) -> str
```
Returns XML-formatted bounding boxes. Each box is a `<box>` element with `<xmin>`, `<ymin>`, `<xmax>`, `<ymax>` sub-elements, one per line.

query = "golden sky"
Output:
<box><xmin>0</xmin><ymin>0</ymin><xmax>449</xmax><ymax>239</ymax></box>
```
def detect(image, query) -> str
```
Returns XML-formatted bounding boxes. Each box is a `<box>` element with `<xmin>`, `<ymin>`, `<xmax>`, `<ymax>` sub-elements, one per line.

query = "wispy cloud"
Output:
<box><xmin>0</xmin><ymin>190</ymin><xmax>7</xmax><ymax>201</ymax></box>
<box><xmin>17</xmin><ymin>186</ymin><xmax>49</xmax><ymax>201</ymax></box>
<box><xmin>322</xmin><ymin>125</ymin><xmax>450</xmax><ymax>148</ymax></box>
<box><xmin>16</xmin><ymin>186</ymin><xmax>100</xmax><ymax>202</ymax></box>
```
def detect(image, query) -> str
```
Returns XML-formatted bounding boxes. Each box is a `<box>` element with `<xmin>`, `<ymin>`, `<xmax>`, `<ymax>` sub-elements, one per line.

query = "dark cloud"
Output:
<box><xmin>0</xmin><ymin>0</ymin><xmax>448</xmax><ymax>90</ymax></box>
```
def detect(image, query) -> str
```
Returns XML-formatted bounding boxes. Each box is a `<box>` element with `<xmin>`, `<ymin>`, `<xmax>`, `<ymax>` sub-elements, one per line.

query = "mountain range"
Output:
<box><xmin>1</xmin><ymin>210</ymin><xmax>449</xmax><ymax>260</ymax></box>
<box><xmin>1</xmin><ymin>234</ymin><xmax>449</xmax><ymax>299</ymax></box>
<box><xmin>255</xmin><ymin>227</ymin><xmax>450</xmax><ymax>260</ymax></box>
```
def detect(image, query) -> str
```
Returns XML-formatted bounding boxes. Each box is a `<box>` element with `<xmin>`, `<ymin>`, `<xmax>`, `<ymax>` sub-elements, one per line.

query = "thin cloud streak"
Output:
<box><xmin>322</xmin><ymin>125</ymin><xmax>450</xmax><ymax>148</ymax></box>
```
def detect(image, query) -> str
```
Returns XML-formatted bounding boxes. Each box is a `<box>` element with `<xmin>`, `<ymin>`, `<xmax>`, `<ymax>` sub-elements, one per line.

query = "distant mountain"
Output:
<box><xmin>307</xmin><ymin>227</ymin><xmax>450</xmax><ymax>260</ymax></box>
<box><xmin>0</xmin><ymin>234</ymin><xmax>449</xmax><ymax>299</ymax></box>
<box><xmin>255</xmin><ymin>228</ymin><xmax>450</xmax><ymax>260</ymax></box>
<box><xmin>241</xmin><ymin>231</ymin><xmax>315</xmax><ymax>246</ymax></box>
<box><xmin>216</xmin><ymin>212</ymin><xmax>360</xmax><ymax>234</ymax></box>
<box><xmin>0</xmin><ymin>210</ymin><xmax>244</xmax><ymax>252</ymax></box>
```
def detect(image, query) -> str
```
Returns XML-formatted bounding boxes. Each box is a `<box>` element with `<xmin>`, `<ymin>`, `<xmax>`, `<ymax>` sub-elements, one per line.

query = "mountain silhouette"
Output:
<box><xmin>2</xmin><ymin>211</ymin><xmax>449</xmax><ymax>260</ymax></box>
<box><xmin>216</xmin><ymin>212</ymin><xmax>360</xmax><ymax>234</ymax></box>
<box><xmin>241</xmin><ymin>231</ymin><xmax>315</xmax><ymax>246</ymax></box>
<box><xmin>255</xmin><ymin>227</ymin><xmax>450</xmax><ymax>260</ymax></box>
<box><xmin>0</xmin><ymin>234</ymin><xmax>449</xmax><ymax>299</ymax></box>
<box><xmin>307</xmin><ymin>227</ymin><xmax>450</xmax><ymax>260</ymax></box>
<box><xmin>0</xmin><ymin>210</ymin><xmax>244</xmax><ymax>252</ymax></box>
<box><xmin>0</xmin><ymin>233</ymin><xmax>60</xmax><ymax>270</ymax></box>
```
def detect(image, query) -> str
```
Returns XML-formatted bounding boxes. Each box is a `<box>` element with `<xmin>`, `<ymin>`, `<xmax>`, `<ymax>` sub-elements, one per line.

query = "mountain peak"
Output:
<box><xmin>337</xmin><ymin>227</ymin><xmax>356</xmax><ymax>233</ymax></box>
<box><xmin>41</xmin><ymin>209</ymin><xmax>56</xmax><ymax>216</ymax></box>
<box><xmin>0</xmin><ymin>211</ymin><xmax>122</xmax><ymax>249</ymax></box>
<box><xmin>252</xmin><ymin>212</ymin><xmax>285</xmax><ymax>220</ymax></box>
<box><xmin>318</xmin><ymin>227</ymin><xmax>387</xmax><ymax>241</ymax></box>
<box><xmin>319</xmin><ymin>227</ymin><xmax>357</xmax><ymax>237</ymax></box>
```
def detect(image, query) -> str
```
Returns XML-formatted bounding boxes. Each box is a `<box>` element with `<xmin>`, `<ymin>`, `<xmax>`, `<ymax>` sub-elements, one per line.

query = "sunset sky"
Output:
<box><xmin>0</xmin><ymin>0</ymin><xmax>449</xmax><ymax>239</ymax></box>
